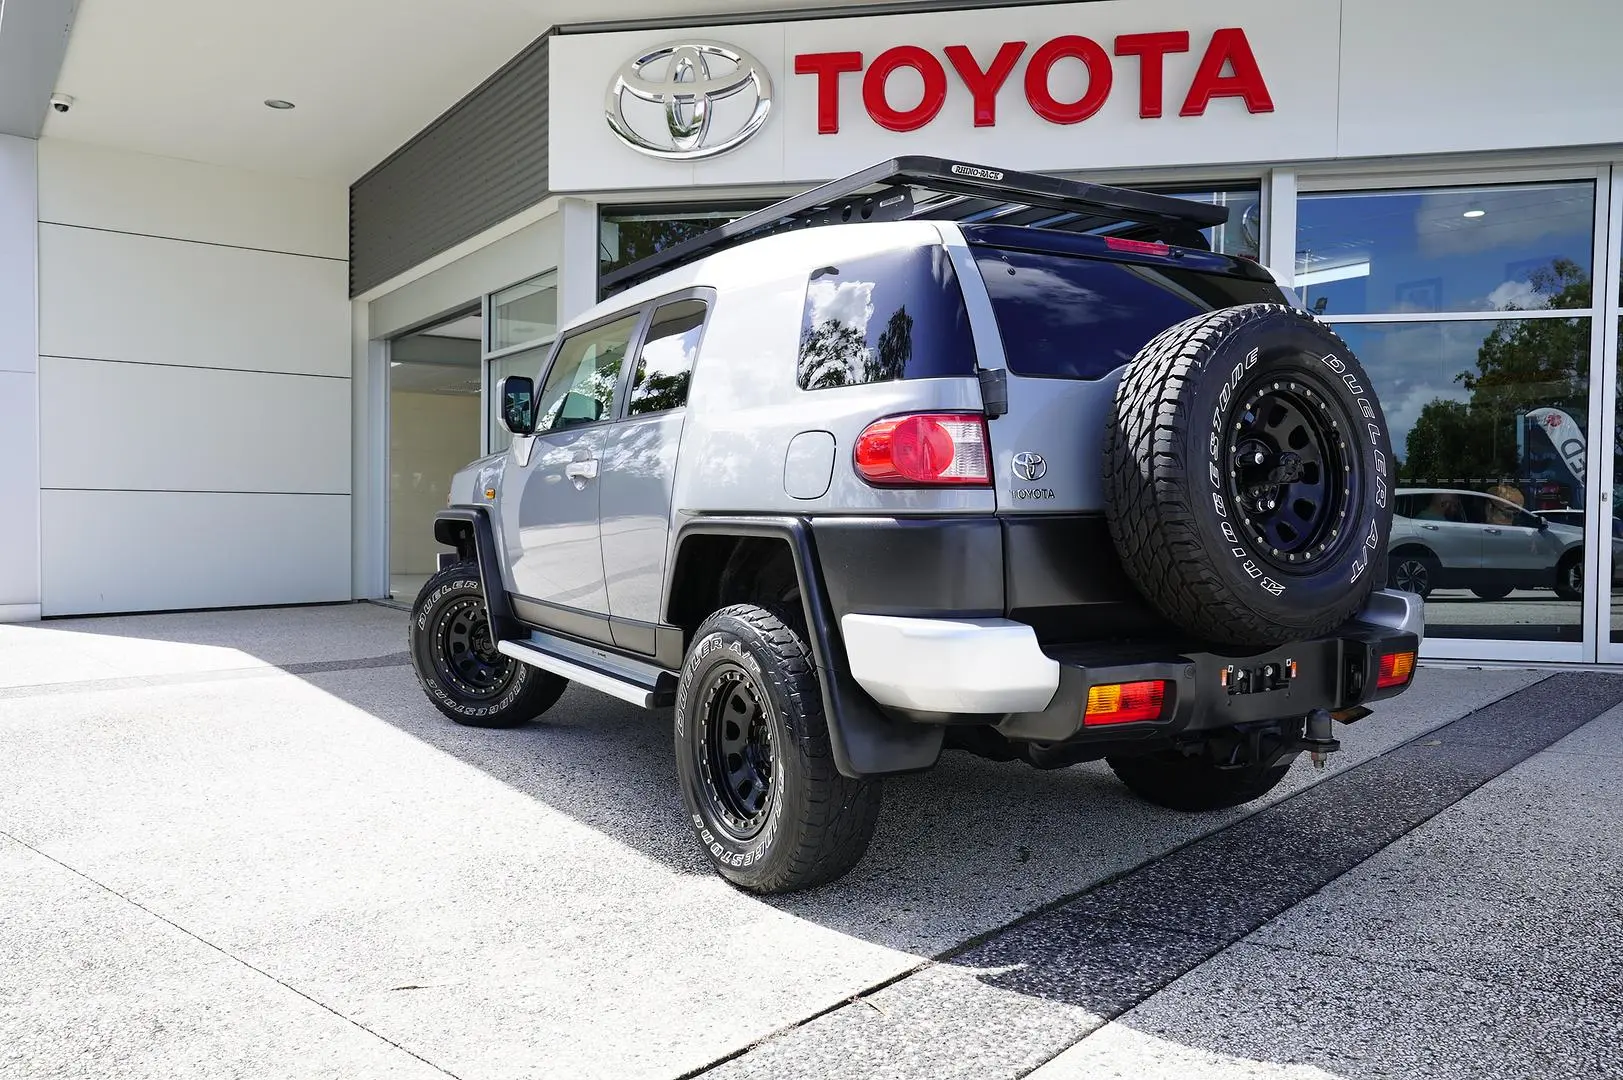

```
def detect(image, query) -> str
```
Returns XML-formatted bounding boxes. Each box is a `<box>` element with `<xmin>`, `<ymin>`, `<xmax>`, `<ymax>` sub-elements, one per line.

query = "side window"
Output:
<box><xmin>796</xmin><ymin>246</ymin><xmax>976</xmax><ymax>391</ymax></box>
<box><xmin>1392</xmin><ymin>494</ymin><xmax>1416</xmax><ymax>519</ymax></box>
<box><xmin>627</xmin><ymin>298</ymin><xmax>706</xmax><ymax>417</ymax></box>
<box><xmin>534</xmin><ymin>313</ymin><xmax>639</xmax><ymax>432</ymax></box>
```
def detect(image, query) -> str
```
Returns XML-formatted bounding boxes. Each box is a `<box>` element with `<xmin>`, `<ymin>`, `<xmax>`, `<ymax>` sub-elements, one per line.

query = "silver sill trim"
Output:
<box><xmin>496</xmin><ymin>639</ymin><xmax>666</xmax><ymax>708</ymax></box>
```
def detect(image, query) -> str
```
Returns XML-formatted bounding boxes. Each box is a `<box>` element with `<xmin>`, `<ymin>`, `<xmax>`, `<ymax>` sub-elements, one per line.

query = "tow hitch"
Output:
<box><xmin>1293</xmin><ymin>707</ymin><xmax>1341</xmax><ymax>770</ymax></box>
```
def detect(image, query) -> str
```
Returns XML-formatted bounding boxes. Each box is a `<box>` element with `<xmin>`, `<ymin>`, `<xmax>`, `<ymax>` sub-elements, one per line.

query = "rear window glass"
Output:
<box><xmin>973</xmin><ymin>249</ymin><xmax>1284</xmax><ymax>380</ymax></box>
<box><xmin>797</xmin><ymin>246</ymin><xmax>976</xmax><ymax>390</ymax></box>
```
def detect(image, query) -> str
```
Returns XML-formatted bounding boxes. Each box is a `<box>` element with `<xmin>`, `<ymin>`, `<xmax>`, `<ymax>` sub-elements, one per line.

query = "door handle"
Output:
<box><xmin>1484</xmin><ymin>527</ymin><xmax>1502</xmax><ymax>535</ymax></box>
<box><xmin>565</xmin><ymin>459</ymin><xmax>598</xmax><ymax>482</ymax></box>
<box><xmin>1420</xmin><ymin>524</ymin><xmax>1439</xmax><ymax>531</ymax></box>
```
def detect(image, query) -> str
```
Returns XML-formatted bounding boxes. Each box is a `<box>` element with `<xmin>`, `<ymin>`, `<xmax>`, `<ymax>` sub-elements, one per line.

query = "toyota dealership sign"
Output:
<box><xmin>551</xmin><ymin>0</ymin><xmax>1340</xmax><ymax>190</ymax></box>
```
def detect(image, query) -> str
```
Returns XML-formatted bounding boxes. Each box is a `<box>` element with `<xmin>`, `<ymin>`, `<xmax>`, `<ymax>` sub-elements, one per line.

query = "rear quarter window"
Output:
<box><xmin>973</xmin><ymin>248</ymin><xmax>1285</xmax><ymax>380</ymax></box>
<box><xmin>797</xmin><ymin>246</ymin><xmax>977</xmax><ymax>390</ymax></box>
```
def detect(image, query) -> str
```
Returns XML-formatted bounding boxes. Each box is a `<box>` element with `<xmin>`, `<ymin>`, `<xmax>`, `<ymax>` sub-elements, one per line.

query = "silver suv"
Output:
<box><xmin>410</xmin><ymin>158</ymin><xmax>1424</xmax><ymax>894</ymax></box>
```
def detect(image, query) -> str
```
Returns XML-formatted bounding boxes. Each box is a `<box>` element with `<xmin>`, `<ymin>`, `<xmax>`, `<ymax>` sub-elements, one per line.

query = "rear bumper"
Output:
<box><xmin>841</xmin><ymin>588</ymin><xmax>1423</xmax><ymax>740</ymax></box>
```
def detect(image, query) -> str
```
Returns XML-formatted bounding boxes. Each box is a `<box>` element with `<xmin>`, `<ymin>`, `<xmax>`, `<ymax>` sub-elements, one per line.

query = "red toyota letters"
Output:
<box><xmin>793</xmin><ymin>27</ymin><xmax>1274</xmax><ymax>134</ymax></box>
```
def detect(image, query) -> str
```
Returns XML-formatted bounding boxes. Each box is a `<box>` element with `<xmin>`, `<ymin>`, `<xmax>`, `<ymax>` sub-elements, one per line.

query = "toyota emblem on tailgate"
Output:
<box><xmin>1012</xmin><ymin>452</ymin><xmax>1047</xmax><ymax>482</ymax></box>
<box><xmin>606</xmin><ymin>41</ymin><xmax>773</xmax><ymax>160</ymax></box>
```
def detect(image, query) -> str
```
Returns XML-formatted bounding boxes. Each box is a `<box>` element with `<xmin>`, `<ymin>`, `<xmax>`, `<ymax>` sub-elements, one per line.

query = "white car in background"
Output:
<box><xmin>1388</xmin><ymin>488</ymin><xmax>1584</xmax><ymax>601</ymax></box>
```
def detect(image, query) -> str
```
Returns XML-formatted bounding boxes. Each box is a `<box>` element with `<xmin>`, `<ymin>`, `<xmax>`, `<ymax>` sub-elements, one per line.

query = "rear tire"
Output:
<box><xmin>1108</xmin><ymin>750</ymin><xmax>1295</xmax><ymax>812</ymax></box>
<box><xmin>409</xmin><ymin>563</ymin><xmax>568</xmax><ymax>727</ymax></box>
<box><xmin>674</xmin><ymin>604</ymin><xmax>881</xmax><ymax>894</ymax></box>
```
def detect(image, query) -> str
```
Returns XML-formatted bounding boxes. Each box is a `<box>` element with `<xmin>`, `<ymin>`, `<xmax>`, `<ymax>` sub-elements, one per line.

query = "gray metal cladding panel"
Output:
<box><xmin>350</xmin><ymin>37</ymin><xmax>550</xmax><ymax>296</ymax></box>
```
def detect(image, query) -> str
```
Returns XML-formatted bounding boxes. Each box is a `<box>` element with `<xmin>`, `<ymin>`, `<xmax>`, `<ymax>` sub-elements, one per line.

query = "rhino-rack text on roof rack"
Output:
<box><xmin>598</xmin><ymin>155</ymin><xmax>1232</xmax><ymax>295</ymax></box>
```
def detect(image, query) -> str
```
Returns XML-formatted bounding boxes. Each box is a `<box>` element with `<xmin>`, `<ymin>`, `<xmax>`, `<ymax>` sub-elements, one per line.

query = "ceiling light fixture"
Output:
<box><xmin>264</xmin><ymin>99</ymin><xmax>296</xmax><ymax>110</ymax></box>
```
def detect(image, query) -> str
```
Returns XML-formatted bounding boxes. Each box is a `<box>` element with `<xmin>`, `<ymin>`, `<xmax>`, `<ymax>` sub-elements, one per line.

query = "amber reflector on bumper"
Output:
<box><xmin>1377</xmin><ymin>651</ymin><xmax>1416</xmax><ymax>689</ymax></box>
<box><xmin>1084</xmin><ymin>680</ymin><xmax>1168</xmax><ymax>725</ymax></box>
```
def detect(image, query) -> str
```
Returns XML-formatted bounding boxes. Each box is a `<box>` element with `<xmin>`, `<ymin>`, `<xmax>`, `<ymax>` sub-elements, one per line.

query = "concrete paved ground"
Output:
<box><xmin>0</xmin><ymin>602</ymin><xmax>1614</xmax><ymax>1079</ymax></box>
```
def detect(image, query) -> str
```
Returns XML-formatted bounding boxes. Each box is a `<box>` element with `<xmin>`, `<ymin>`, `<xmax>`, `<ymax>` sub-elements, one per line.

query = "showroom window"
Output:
<box><xmin>599</xmin><ymin>202</ymin><xmax>772</xmax><ymax>290</ymax></box>
<box><xmin>1163</xmin><ymin>186</ymin><xmax>1262</xmax><ymax>261</ymax></box>
<box><xmin>484</xmin><ymin>271</ymin><xmax>560</xmax><ymax>454</ymax></box>
<box><xmin>1297</xmin><ymin>180</ymin><xmax>1598</xmax><ymax>644</ymax></box>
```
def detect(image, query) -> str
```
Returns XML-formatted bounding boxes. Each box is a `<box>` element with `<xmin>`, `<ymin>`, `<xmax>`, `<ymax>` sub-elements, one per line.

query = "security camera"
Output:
<box><xmin>49</xmin><ymin>93</ymin><xmax>74</xmax><ymax>114</ymax></box>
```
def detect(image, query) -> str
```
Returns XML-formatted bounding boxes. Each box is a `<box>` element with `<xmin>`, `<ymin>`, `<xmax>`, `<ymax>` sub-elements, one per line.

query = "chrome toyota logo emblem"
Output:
<box><xmin>605</xmin><ymin>40</ymin><xmax>773</xmax><ymax>160</ymax></box>
<box><xmin>1012</xmin><ymin>452</ymin><xmax>1048</xmax><ymax>482</ymax></box>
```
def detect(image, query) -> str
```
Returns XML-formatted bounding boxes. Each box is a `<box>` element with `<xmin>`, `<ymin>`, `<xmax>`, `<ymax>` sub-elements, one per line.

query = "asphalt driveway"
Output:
<box><xmin>1</xmin><ymin>603</ymin><xmax>1616</xmax><ymax>1079</ymax></box>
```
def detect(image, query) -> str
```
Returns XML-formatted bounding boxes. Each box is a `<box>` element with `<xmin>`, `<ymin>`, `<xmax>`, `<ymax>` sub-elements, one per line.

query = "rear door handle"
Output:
<box><xmin>1421</xmin><ymin>524</ymin><xmax>1440</xmax><ymax>531</ymax></box>
<box><xmin>1484</xmin><ymin>527</ymin><xmax>1502</xmax><ymax>534</ymax></box>
<box><xmin>565</xmin><ymin>459</ymin><xmax>599</xmax><ymax>482</ymax></box>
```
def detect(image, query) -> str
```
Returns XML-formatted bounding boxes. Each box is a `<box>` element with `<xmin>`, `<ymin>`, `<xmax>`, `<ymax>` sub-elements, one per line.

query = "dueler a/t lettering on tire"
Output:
<box><xmin>1105</xmin><ymin>304</ymin><xmax>1395</xmax><ymax>648</ymax></box>
<box><xmin>674</xmin><ymin>604</ymin><xmax>882</xmax><ymax>894</ymax></box>
<box><xmin>409</xmin><ymin>563</ymin><xmax>568</xmax><ymax>727</ymax></box>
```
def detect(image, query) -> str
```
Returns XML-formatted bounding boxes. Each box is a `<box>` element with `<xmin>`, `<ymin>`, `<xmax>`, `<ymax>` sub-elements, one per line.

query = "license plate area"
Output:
<box><xmin>1220</xmin><ymin>657</ymin><xmax>1299</xmax><ymax>697</ymax></box>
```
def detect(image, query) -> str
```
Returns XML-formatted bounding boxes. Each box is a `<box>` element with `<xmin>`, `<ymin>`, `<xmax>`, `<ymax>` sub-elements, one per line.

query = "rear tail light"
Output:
<box><xmin>1104</xmin><ymin>236</ymin><xmax>1171</xmax><ymax>256</ymax></box>
<box><xmin>1084</xmin><ymin>680</ymin><xmax>1169</xmax><ymax>725</ymax></box>
<box><xmin>854</xmin><ymin>413</ymin><xmax>991</xmax><ymax>487</ymax></box>
<box><xmin>1377</xmin><ymin>651</ymin><xmax>1416</xmax><ymax>690</ymax></box>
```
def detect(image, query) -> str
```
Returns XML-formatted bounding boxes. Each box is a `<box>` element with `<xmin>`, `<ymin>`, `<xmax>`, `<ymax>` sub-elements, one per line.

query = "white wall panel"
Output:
<box><xmin>38</xmin><ymin>139</ymin><xmax>347</xmax><ymax>259</ymax></box>
<box><xmin>40</xmin><ymin>490</ymin><xmax>351</xmax><ymax>616</ymax></box>
<box><xmin>0</xmin><ymin>135</ymin><xmax>36</xmax><ymax>376</ymax></box>
<box><xmin>1339</xmin><ymin>0</ymin><xmax>1623</xmax><ymax>159</ymax></box>
<box><xmin>0</xmin><ymin>371</ymin><xmax>40</xmax><ymax>611</ymax></box>
<box><xmin>40</xmin><ymin>358</ymin><xmax>350</xmax><ymax>494</ymax></box>
<box><xmin>38</xmin><ymin>223</ymin><xmax>350</xmax><ymax>377</ymax></box>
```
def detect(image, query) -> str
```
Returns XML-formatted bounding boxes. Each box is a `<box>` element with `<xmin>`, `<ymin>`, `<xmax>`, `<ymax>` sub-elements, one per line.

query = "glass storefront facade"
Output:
<box><xmin>1298</xmin><ymin>179</ymin><xmax>1601</xmax><ymax>645</ymax></box>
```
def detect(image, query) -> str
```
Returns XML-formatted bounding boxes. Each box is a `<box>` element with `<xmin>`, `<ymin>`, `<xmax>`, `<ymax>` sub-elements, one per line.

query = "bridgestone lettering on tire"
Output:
<box><xmin>1104</xmin><ymin>304</ymin><xmax>1394</xmax><ymax>648</ymax></box>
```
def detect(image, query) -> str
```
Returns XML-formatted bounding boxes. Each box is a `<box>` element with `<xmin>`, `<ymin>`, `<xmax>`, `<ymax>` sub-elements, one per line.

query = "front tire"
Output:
<box><xmin>1108</xmin><ymin>749</ymin><xmax>1295</xmax><ymax>812</ymax></box>
<box><xmin>675</xmin><ymin>604</ymin><xmax>881</xmax><ymax>894</ymax></box>
<box><xmin>409</xmin><ymin>563</ymin><xmax>568</xmax><ymax>727</ymax></box>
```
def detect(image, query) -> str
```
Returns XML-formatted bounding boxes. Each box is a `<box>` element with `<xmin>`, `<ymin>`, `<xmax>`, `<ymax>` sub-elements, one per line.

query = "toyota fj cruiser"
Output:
<box><xmin>411</xmin><ymin>157</ymin><xmax>1423</xmax><ymax>894</ymax></box>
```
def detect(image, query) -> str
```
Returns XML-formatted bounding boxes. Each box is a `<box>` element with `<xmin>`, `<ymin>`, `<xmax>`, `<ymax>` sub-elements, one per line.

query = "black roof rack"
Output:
<box><xmin>599</xmin><ymin>155</ymin><xmax>1232</xmax><ymax>295</ymax></box>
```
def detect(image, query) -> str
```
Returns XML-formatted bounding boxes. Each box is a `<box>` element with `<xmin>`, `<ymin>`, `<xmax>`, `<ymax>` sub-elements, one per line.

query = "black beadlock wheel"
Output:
<box><xmin>697</xmin><ymin>663</ymin><xmax>777</xmax><ymax>841</ymax></box>
<box><xmin>1105</xmin><ymin>304</ymin><xmax>1396</xmax><ymax>648</ymax></box>
<box><xmin>675</xmin><ymin>604</ymin><xmax>881</xmax><ymax>894</ymax></box>
<box><xmin>409</xmin><ymin>562</ymin><xmax>568</xmax><ymax>727</ymax></box>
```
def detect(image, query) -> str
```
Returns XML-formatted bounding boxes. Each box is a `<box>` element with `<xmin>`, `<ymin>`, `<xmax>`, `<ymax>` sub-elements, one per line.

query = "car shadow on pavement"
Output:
<box><xmin>308</xmin><ymin>659</ymin><xmax>1327</xmax><ymax>959</ymax></box>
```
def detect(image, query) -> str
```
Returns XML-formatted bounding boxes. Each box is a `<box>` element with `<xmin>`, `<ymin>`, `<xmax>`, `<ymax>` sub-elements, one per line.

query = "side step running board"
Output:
<box><xmin>497</xmin><ymin>631</ymin><xmax>678</xmax><ymax>709</ymax></box>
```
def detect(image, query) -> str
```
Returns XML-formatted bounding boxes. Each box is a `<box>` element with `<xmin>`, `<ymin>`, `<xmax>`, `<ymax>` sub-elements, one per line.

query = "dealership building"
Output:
<box><xmin>1</xmin><ymin>0</ymin><xmax>1621</xmax><ymax>667</ymax></box>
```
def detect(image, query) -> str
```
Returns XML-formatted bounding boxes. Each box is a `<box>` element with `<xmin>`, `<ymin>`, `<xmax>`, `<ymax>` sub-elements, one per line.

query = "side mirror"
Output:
<box><xmin>1536</xmin><ymin>516</ymin><xmax>1550</xmax><ymax>531</ymax></box>
<box><xmin>498</xmin><ymin>375</ymin><xmax>535</xmax><ymax>435</ymax></box>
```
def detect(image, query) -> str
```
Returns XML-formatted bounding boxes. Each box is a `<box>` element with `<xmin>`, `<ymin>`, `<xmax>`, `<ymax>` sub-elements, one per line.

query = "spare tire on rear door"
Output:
<box><xmin>1104</xmin><ymin>304</ymin><xmax>1394</xmax><ymax>649</ymax></box>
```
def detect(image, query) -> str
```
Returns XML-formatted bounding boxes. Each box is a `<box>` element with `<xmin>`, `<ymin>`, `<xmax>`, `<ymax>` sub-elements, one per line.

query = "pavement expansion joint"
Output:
<box><xmin>0</xmin><ymin>827</ymin><xmax>464</xmax><ymax>1080</ymax></box>
<box><xmin>690</xmin><ymin>671</ymin><xmax>1623</xmax><ymax>1080</ymax></box>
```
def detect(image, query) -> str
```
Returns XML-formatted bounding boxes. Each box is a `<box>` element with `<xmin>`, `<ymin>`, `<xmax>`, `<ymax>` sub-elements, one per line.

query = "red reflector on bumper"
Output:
<box><xmin>1084</xmin><ymin>680</ymin><xmax>1168</xmax><ymax>725</ymax></box>
<box><xmin>1377</xmin><ymin>651</ymin><xmax>1416</xmax><ymax>689</ymax></box>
